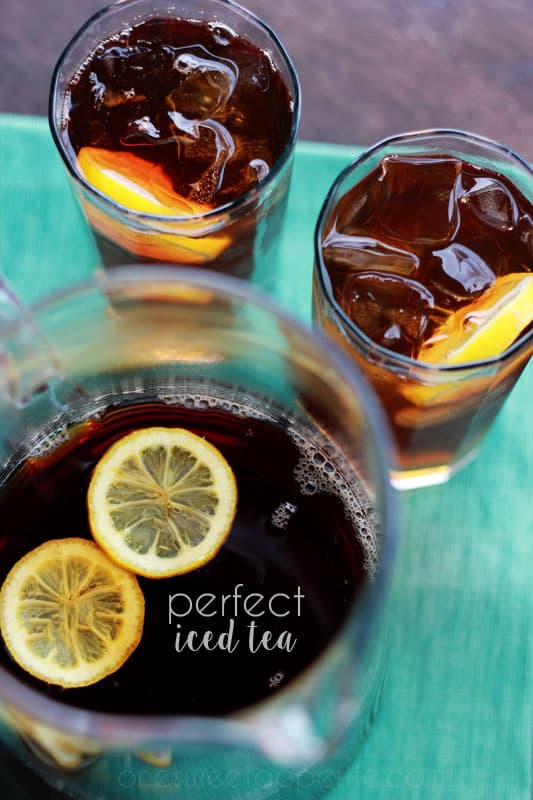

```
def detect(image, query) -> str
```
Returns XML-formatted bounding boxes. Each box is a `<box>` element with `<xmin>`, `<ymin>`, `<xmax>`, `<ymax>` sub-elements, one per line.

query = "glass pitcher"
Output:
<box><xmin>0</xmin><ymin>267</ymin><xmax>395</xmax><ymax>800</ymax></box>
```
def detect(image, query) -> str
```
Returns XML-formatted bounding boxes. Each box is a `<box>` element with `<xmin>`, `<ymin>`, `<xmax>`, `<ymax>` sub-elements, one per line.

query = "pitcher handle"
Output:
<box><xmin>0</xmin><ymin>278</ymin><xmax>61</xmax><ymax>406</ymax></box>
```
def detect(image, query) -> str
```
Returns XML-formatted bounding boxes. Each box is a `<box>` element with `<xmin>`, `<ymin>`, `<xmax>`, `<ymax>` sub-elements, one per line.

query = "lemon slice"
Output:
<box><xmin>6</xmin><ymin>706</ymin><xmax>102</xmax><ymax>770</ymax></box>
<box><xmin>77</xmin><ymin>147</ymin><xmax>208</xmax><ymax>216</ymax></box>
<box><xmin>418</xmin><ymin>273</ymin><xmax>533</xmax><ymax>365</ymax></box>
<box><xmin>0</xmin><ymin>538</ymin><xmax>144</xmax><ymax>688</ymax></box>
<box><xmin>135</xmin><ymin>748</ymin><xmax>173</xmax><ymax>767</ymax></box>
<box><xmin>87</xmin><ymin>427</ymin><xmax>237</xmax><ymax>578</ymax></box>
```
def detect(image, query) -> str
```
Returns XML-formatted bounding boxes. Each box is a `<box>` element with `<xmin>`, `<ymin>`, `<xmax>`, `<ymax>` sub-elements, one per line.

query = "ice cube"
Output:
<box><xmin>100</xmin><ymin>86</ymin><xmax>145</xmax><ymax>108</ymax></box>
<box><xmin>168</xmin><ymin>45</ymin><xmax>238</xmax><ymax>119</ymax></box>
<box><xmin>379</xmin><ymin>155</ymin><xmax>462</xmax><ymax>246</ymax></box>
<box><xmin>88</xmin><ymin>72</ymin><xmax>106</xmax><ymax>109</ymax></box>
<box><xmin>339</xmin><ymin>271</ymin><xmax>437</xmax><ymax>354</ymax></box>
<box><xmin>519</xmin><ymin>214</ymin><xmax>533</xmax><ymax>260</ymax></box>
<box><xmin>168</xmin><ymin>111</ymin><xmax>235</xmax><ymax>202</ymax></box>
<box><xmin>205</xmin><ymin>135</ymin><xmax>274</xmax><ymax>201</ymax></box>
<box><xmin>96</xmin><ymin>43</ymin><xmax>162</xmax><ymax>86</ymax></box>
<box><xmin>322</xmin><ymin>229</ymin><xmax>419</xmax><ymax>277</ymax></box>
<box><xmin>428</xmin><ymin>243</ymin><xmax>495</xmax><ymax>305</ymax></box>
<box><xmin>90</xmin><ymin>43</ymin><xmax>163</xmax><ymax>109</ymax></box>
<box><xmin>248</xmin><ymin>158</ymin><xmax>270</xmax><ymax>182</ymax></box>
<box><xmin>127</xmin><ymin>116</ymin><xmax>161</xmax><ymax>141</ymax></box>
<box><xmin>336</xmin><ymin>174</ymin><xmax>381</xmax><ymax>233</ymax></box>
<box><xmin>460</xmin><ymin>177</ymin><xmax>519</xmax><ymax>231</ymax></box>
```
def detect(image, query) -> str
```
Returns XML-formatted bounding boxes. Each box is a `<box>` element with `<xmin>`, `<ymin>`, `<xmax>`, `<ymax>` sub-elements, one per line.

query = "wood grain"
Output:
<box><xmin>1</xmin><ymin>0</ymin><xmax>532</xmax><ymax>157</ymax></box>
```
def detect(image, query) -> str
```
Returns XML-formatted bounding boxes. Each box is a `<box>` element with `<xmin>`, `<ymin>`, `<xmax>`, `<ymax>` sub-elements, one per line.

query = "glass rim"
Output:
<box><xmin>314</xmin><ymin>127</ymin><xmax>533</xmax><ymax>375</ymax></box>
<box><xmin>0</xmin><ymin>265</ymin><xmax>396</xmax><ymax>743</ymax></box>
<box><xmin>48</xmin><ymin>0</ymin><xmax>301</xmax><ymax>226</ymax></box>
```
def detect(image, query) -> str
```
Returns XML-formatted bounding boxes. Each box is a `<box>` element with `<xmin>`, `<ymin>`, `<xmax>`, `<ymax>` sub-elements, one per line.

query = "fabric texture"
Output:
<box><xmin>0</xmin><ymin>114</ymin><xmax>531</xmax><ymax>799</ymax></box>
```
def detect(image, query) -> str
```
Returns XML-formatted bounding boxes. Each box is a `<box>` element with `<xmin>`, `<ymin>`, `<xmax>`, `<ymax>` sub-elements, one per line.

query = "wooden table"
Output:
<box><xmin>1</xmin><ymin>0</ymin><xmax>532</xmax><ymax>159</ymax></box>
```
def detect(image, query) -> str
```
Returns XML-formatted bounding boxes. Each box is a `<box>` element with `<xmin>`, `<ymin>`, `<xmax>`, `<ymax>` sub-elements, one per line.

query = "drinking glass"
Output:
<box><xmin>49</xmin><ymin>0</ymin><xmax>300</xmax><ymax>290</ymax></box>
<box><xmin>313</xmin><ymin>130</ymin><xmax>533</xmax><ymax>490</ymax></box>
<box><xmin>0</xmin><ymin>267</ymin><xmax>395</xmax><ymax>799</ymax></box>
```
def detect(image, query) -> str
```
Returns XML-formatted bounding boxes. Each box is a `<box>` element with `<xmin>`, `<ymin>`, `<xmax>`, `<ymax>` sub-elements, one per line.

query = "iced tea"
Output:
<box><xmin>0</xmin><ymin>396</ymin><xmax>376</xmax><ymax>716</ymax></box>
<box><xmin>314</xmin><ymin>132</ymin><xmax>533</xmax><ymax>487</ymax></box>
<box><xmin>0</xmin><ymin>269</ymin><xmax>393</xmax><ymax>800</ymax></box>
<box><xmin>50</xmin><ymin>4</ymin><xmax>298</xmax><ymax>280</ymax></box>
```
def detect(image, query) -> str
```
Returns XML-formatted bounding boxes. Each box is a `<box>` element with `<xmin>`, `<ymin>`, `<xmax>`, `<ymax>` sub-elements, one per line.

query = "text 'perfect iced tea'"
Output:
<box><xmin>0</xmin><ymin>399</ymin><xmax>375</xmax><ymax>715</ymax></box>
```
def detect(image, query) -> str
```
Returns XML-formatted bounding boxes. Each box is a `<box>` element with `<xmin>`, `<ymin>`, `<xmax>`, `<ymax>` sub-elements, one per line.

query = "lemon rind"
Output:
<box><xmin>87</xmin><ymin>427</ymin><xmax>237</xmax><ymax>579</ymax></box>
<box><xmin>0</xmin><ymin>538</ymin><xmax>145</xmax><ymax>688</ymax></box>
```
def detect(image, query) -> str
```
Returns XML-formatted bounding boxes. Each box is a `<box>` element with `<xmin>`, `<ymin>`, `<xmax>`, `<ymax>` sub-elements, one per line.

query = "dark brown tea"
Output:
<box><xmin>318</xmin><ymin>154</ymin><xmax>532</xmax><ymax>476</ymax></box>
<box><xmin>323</xmin><ymin>156</ymin><xmax>532</xmax><ymax>358</ymax></box>
<box><xmin>0</xmin><ymin>399</ymin><xmax>373</xmax><ymax>716</ymax></box>
<box><xmin>61</xmin><ymin>17</ymin><xmax>295</xmax><ymax>275</ymax></box>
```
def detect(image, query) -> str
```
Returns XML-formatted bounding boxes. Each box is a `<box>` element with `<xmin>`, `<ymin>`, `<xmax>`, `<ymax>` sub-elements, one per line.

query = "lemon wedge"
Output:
<box><xmin>0</xmin><ymin>538</ymin><xmax>144</xmax><ymax>688</ymax></box>
<box><xmin>87</xmin><ymin>427</ymin><xmax>237</xmax><ymax>578</ymax></box>
<box><xmin>418</xmin><ymin>273</ymin><xmax>533</xmax><ymax>366</ymax></box>
<box><xmin>78</xmin><ymin>147</ymin><xmax>232</xmax><ymax>262</ymax></box>
<box><xmin>77</xmin><ymin>147</ymin><xmax>207</xmax><ymax>216</ymax></box>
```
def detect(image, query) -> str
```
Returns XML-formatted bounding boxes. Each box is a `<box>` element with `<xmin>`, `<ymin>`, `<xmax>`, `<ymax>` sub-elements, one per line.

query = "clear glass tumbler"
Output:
<box><xmin>313</xmin><ymin>130</ymin><xmax>533</xmax><ymax>490</ymax></box>
<box><xmin>0</xmin><ymin>267</ymin><xmax>395</xmax><ymax>800</ymax></box>
<box><xmin>49</xmin><ymin>0</ymin><xmax>300</xmax><ymax>290</ymax></box>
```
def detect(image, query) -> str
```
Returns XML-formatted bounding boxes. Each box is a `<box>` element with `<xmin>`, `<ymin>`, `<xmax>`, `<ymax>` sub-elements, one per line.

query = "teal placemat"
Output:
<box><xmin>0</xmin><ymin>113</ymin><xmax>532</xmax><ymax>800</ymax></box>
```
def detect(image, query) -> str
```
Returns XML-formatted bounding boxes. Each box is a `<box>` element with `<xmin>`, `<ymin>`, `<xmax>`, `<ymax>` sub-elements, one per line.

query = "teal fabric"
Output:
<box><xmin>0</xmin><ymin>114</ymin><xmax>532</xmax><ymax>799</ymax></box>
